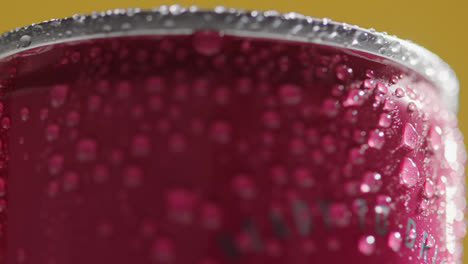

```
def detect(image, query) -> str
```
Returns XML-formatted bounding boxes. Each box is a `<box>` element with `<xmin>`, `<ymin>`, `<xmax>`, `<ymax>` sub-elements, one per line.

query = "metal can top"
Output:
<box><xmin>0</xmin><ymin>5</ymin><xmax>459</xmax><ymax>112</ymax></box>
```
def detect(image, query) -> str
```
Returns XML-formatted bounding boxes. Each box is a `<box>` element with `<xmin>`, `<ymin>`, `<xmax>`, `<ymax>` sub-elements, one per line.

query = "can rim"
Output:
<box><xmin>0</xmin><ymin>5</ymin><xmax>459</xmax><ymax>112</ymax></box>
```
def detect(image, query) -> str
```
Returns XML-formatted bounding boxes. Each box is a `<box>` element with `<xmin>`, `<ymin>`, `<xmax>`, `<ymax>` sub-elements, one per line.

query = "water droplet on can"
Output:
<box><xmin>360</xmin><ymin>171</ymin><xmax>382</xmax><ymax>193</ymax></box>
<box><xmin>399</xmin><ymin>157</ymin><xmax>419</xmax><ymax>187</ymax></box>
<box><xmin>387</xmin><ymin>231</ymin><xmax>402</xmax><ymax>252</ymax></box>
<box><xmin>368</xmin><ymin>129</ymin><xmax>385</xmax><ymax>149</ymax></box>
<box><xmin>19</xmin><ymin>35</ymin><xmax>32</xmax><ymax>48</ymax></box>
<box><xmin>358</xmin><ymin>235</ymin><xmax>375</xmax><ymax>255</ymax></box>
<box><xmin>193</xmin><ymin>30</ymin><xmax>223</xmax><ymax>56</ymax></box>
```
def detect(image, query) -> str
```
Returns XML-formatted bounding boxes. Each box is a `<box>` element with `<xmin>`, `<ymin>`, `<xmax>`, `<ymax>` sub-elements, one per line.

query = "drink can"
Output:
<box><xmin>0</xmin><ymin>5</ymin><xmax>465</xmax><ymax>264</ymax></box>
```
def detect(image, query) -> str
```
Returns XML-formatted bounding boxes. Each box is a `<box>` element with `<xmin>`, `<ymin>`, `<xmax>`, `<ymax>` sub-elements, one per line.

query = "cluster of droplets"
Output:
<box><xmin>0</xmin><ymin>30</ymin><xmax>464</xmax><ymax>264</ymax></box>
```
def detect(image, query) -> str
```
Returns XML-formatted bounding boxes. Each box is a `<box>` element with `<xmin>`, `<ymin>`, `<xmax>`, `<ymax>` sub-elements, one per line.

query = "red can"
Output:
<box><xmin>0</xmin><ymin>6</ymin><xmax>465</xmax><ymax>264</ymax></box>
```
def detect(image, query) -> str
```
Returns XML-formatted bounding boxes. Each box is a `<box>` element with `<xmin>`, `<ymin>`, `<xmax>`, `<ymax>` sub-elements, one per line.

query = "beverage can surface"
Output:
<box><xmin>0</xmin><ymin>6</ymin><xmax>465</xmax><ymax>264</ymax></box>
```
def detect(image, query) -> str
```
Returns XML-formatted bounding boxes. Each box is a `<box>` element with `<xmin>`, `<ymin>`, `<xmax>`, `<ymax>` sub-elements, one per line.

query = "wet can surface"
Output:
<box><xmin>0</xmin><ymin>6</ymin><xmax>465</xmax><ymax>264</ymax></box>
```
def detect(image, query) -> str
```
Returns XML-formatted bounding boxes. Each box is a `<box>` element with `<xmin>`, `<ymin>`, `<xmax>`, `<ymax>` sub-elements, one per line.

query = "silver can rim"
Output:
<box><xmin>0</xmin><ymin>5</ymin><xmax>459</xmax><ymax>113</ymax></box>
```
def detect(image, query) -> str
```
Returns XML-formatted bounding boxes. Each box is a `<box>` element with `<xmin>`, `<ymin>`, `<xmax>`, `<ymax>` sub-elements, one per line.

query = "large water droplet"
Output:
<box><xmin>19</xmin><ymin>35</ymin><xmax>32</xmax><ymax>48</ymax></box>
<box><xmin>401</xmin><ymin>123</ymin><xmax>418</xmax><ymax>149</ymax></box>
<box><xmin>399</xmin><ymin>157</ymin><xmax>419</xmax><ymax>187</ymax></box>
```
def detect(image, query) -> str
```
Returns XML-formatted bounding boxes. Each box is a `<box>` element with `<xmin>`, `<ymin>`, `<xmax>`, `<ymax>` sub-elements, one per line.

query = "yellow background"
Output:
<box><xmin>1</xmin><ymin>0</ymin><xmax>468</xmax><ymax>261</ymax></box>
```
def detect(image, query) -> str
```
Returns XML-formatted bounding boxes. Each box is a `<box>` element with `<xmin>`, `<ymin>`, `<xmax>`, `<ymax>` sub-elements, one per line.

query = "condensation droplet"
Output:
<box><xmin>19</xmin><ymin>35</ymin><xmax>32</xmax><ymax>48</ymax></box>
<box><xmin>363</xmin><ymin>79</ymin><xmax>375</xmax><ymax>89</ymax></box>
<box><xmin>376</xmin><ymin>82</ymin><xmax>388</xmax><ymax>94</ymax></box>
<box><xmin>150</xmin><ymin>238</ymin><xmax>175</xmax><ymax>263</ymax></box>
<box><xmin>193</xmin><ymin>30</ymin><xmax>223</xmax><ymax>56</ymax></box>
<box><xmin>166</xmin><ymin>189</ymin><xmax>196</xmax><ymax>224</ymax></box>
<box><xmin>45</xmin><ymin>124</ymin><xmax>60</xmax><ymax>141</ymax></box>
<box><xmin>394</xmin><ymin>88</ymin><xmax>405</xmax><ymax>98</ymax></box>
<box><xmin>211</xmin><ymin>121</ymin><xmax>231</xmax><ymax>144</ymax></box>
<box><xmin>262</xmin><ymin>110</ymin><xmax>281</xmax><ymax>129</ymax></box>
<box><xmin>321</xmin><ymin>98</ymin><xmax>340</xmax><ymax>117</ymax></box>
<box><xmin>63</xmin><ymin>171</ymin><xmax>79</xmax><ymax>192</ymax></box>
<box><xmin>348</xmin><ymin>147</ymin><xmax>365</xmax><ymax>165</ymax></box>
<box><xmin>428</xmin><ymin>126</ymin><xmax>442</xmax><ymax>151</ymax></box>
<box><xmin>368</xmin><ymin>129</ymin><xmax>385</xmax><ymax>149</ymax></box>
<box><xmin>407</xmin><ymin>102</ymin><xmax>417</xmax><ymax>112</ymax></box>
<box><xmin>76</xmin><ymin>138</ymin><xmax>98</xmax><ymax>162</ymax></box>
<box><xmin>66</xmin><ymin>110</ymin><xmax>80</xmax><ymax>127</ymax></box>
<box><xmin>278</xmin><ymin>84</ymin><xmax>302</xmax><ymax>105</ymax></box>
<box><xmin>329</xmin><ymin>203</ymin><xmax>351</xmax><ymax>227</ymax></box>
<box><xmin>388</xmin><ymin>231</ymin><xmax>402</xmax><ymax>252</ymax></box>
<box><xmin>232</xmin><ymin>174</ymin><xmax>255</xmax><ymax>200</ymax></box>
<box><xmin>168</xmin><ymin>133</ymin><xmax>186</xmax><ymax>152</ymax></box>
<box><xmin>50</xmin><ymin>84</ymin><xmax>69</xmax><ymax>108</ymax></box>
<box><xmin>123</xmin><ymin>166</ymin><xmax>143</xmax><ymax>188</ymax></box>
<box><xmin>335</xmin><ymin>64</ymin><xmax>353</xmax><ymax>81</ymax></box>
<box><xmin>399</xmin><ymin>157</ymin><xmax>419</xmax><ymax>187</ymax></box>
<box><xmin>382</xmin><ymin>98</ymin><xmax>395</xmax><ymax>111</ymax></box>
<box><xmin>358</xmin><ymin>235</ymin><xmax>375</xmax><ymax>255</ymax></box>
<box><xmin>401</xmin><ymin>123</ymin><xmax>418</xmax><ymax>149</ymax></box>
<box><xmin>93</xmin><ymin>164</ymin><xmax>109</xmax><ymax>183</ymax></box>
<box><xmin>200</xmin><ymin>203</ymin><xmax>222</xmax><ymax>230</ymax></box>
<box><xmin>294</xmin><ymin>167</ymin><xmax>314</xmax><ymax>188</ymax></box>
<box><xmin>131</xmin><ymin>134</ymin><xmax>151</xmax><ymax>157</ymax></box>
<box><xmin>48</xmin><ymin>154</ymin><xmax>64</xmax><ymax>175</ymax></box>
<box><xmin>378</xmin><ymin>113</ymin><xmax>392</xmax><ymax>128</ymax></box>
<box><xmin>360</xmin><ymin>171</ymin><xmax>382</xmax><ymax>193</ymax></box>
<box><xmin>20</xmin><ymin>107</ymin><xmax>30</xmax><ymax>121</ymax></box>
<box><xmin>1</xmin><ymin>117</ymin><xmax>10</xmax><ymax>130</ymax></box>
<box><xmin>342</xmin><ymin>89</ymin><xmax>365</xmax><ymax>107</ymax></box>
<box><xmin>424</xmin><ymin>179</ymin><xmax>435</xmax><ymax>198</ymax></box>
